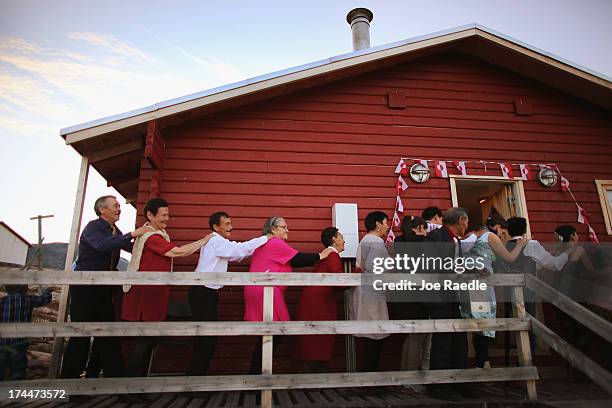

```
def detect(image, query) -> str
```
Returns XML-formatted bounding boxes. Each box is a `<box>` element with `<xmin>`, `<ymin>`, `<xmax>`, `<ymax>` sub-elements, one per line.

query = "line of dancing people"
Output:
<box><xmin>55</xmin><ymin>196</ymin><xmax>601</xmax><ymax>399</ymax></box>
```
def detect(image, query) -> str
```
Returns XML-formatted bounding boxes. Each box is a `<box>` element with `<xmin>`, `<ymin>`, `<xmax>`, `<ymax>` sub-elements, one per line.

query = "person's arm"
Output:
<box><xmin>524</xmin><ymin>241</ymin><xmax>569</xmax><ymax>271</ymax></box>
<box><xmin>489</xmin><ymin>234</ymin><xmax>527</xmax><ymax>262</ymax></box>
<box><xmin>165</xmin><ymin>234</ymin><xmax>213</xmax><ymax>258</ymax></box>
<box><xmin>83</xmin><ymin>223</ymin><xmax>147</xmax><ymax>253</ymax></box>
<box><xmin>30</xmin><ymin>288</ymin><xmax>52</xmax><ymax>307</ymax></box>
<box><xmin>216</xmin><ymin>236</ymin><xmax>269</xmax><ymax>261</ymax></box>
<box><xmin>290</xmin><ymin>252</ymin><xmax>320</xmax><ymax>268</ymax></box>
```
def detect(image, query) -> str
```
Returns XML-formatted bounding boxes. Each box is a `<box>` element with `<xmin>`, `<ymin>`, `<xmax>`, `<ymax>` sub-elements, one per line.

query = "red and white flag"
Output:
<box><xmin>392</xmin><ymin>211</ymin><xmax>401</xmax><ymax>228</ymax></box>
<box><xmin>519</xmin><ymin>164</ymin><xmax>532</xmax><ymax>181</ymax></box>
<box><xmin>435</xmin><ymin>161</ymin><xmax>448</xmax><ymax>178</ymax></box>
<box><xmin>395</xmin><ymin>159</ymin><xmax>408</xmax><ymax>175</ymax></box>
<box><xmin>396</xmin><ymin>196</ymin><xmax>404</xmax><ymax>213</ymax></box>
<box><xmin>396</xmin><ymin>175</ymin><xmax>408</xmax><ymax>192</ymax></box>
<box><xmin>416</xmin><ymin>159</ymin><xmax>429</xmax><ymax>169</ymax></box>
<box><xmin>561</xmin><ymin>176</ymin><xmax>570</xmax><ymax>192</ymax></box>
<box><xmin>386</xmin><ymin>229</ymin><xmax>396</xmax><ymax>243</ymax></box>
<box><xmin>577</xmin><ymin>205</ymin><xmax>590</xmax><ymax>225</ymax></box>
<box><xmin>588</xmin><ymin>224</ymin><xmax>599</xmax><ymax>243</ymax></box>
<box><xmin>500</xmin><ymin>163</ymin><xmax>513</xmax><ymax>179</ymax></box>
<box><xmin>454</xmin><ymin>161</ymin><xmax>467</xmax><ymax>176</ymax></box>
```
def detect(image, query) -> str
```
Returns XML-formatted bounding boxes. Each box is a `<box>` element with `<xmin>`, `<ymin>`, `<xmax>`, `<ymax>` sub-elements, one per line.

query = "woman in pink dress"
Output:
<box><xmin>245</xmin><ymin>216</ymin><xmax>333</xmax><ymax>374</ymax></box>
<box><xmin>292</xmin><ymin>227</ymin><xmax>345</xmax><ymax>372</ymax></box>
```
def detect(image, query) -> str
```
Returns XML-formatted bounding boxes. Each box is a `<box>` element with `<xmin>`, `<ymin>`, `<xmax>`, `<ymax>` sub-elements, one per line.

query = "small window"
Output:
<box><xmin>595</xmin><ymin>180</ymin><xmax>612</xmax><ymax>235</ymax></box>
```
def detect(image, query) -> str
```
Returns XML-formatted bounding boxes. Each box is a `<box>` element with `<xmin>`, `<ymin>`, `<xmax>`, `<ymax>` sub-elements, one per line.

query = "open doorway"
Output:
<box><xmin>450</xmin><ymin>176</ymin><xmax>541</xmax><ymax>360</ymax></box>
<box><xmin>450</xmin><ymin>176</ymin><xmax>531</xmax><ymax>238</ymax></box>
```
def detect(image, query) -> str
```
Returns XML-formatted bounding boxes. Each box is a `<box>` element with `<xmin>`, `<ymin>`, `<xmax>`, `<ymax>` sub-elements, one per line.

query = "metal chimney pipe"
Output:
<box><xmin>346</xmin><ymin>8</ymin><xmax>374</xmax><ymax>51</ymax></box>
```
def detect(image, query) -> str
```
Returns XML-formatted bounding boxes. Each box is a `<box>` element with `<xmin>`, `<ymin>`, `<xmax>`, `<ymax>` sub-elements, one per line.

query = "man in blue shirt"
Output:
<box><xmin>61</xmin><ymin>195</ymin><xmax>147</xmax><ymax>379</ymax></box>
<box><xmin>1</xmin><ymin>285</ymin><xmax>52</xmax><ymax>379</ymax></box>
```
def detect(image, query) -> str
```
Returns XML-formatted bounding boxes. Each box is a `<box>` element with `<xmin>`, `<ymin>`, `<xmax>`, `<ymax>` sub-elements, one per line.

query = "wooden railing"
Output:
<box><xmin>0</xmin><ymin>269</ymin><xmax>540</xmax><ymax>406</ymax></box>
<box><xmin>525</xmin><ymin>274</ymin><xmax>612</xmax><ymax>395</ymax></box>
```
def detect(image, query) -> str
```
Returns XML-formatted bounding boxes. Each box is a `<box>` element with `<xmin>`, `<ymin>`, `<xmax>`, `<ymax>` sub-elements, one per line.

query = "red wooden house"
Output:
<box><xmin>59</xmin><ymin>19</ymin><xmax>612</xmax><ymax>375</ymax></box>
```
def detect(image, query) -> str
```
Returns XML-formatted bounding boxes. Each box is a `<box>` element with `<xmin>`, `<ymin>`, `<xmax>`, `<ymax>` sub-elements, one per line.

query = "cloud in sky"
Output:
<box><xmin>0</xmin><ymin>31</ymin><xmax>246</xmax><ymax>242</ymax></box>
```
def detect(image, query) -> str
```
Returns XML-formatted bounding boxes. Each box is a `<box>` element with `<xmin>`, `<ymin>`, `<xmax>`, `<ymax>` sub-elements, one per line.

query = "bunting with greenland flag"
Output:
<box><xmin>454</xmin><ymin>161</ymin><xmax>467</xmax><ymax>176</ymax></box>
<box><xmin>520</xmin><ymin>164</ymin><xmax>532</xmax><ymax>181</ymax></box>
<box><xmin>435</xmin><ymin>161</ymin><xmax>448</xmax><ymax>178</ymax></box>
<box><xmin>396</xmin><ymin>175</ymin><xmax>408</xmax><ymax>192</ymax></box>
<box><xmin>394</xmin><ymin>158</ymin><xmax>408</xmax><ymax>175</ymax></box>
<box><xmin>500</xmin><ymin>163</ymin><xmax>513</xmax><ymax>179</ymax></box>
<box><xmin>387</xmin><ymin>157</ymin><xmax>601</xmax><ymax>243</ymax></box>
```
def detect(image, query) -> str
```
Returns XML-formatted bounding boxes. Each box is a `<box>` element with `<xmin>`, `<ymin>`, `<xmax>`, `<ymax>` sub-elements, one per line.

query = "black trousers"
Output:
<box><xmin>61</xmin><ymin>286</ymin><xmax>124</xmax><ymax>378</ymax></box>
<box><xmin>249</xmin><ymin>336</ymin><xmax>284</xmax><ymax>374</ymax></box>
<box><xmin>474</xmin><ymin>334</ymin><xmax>493</xmax><ymax>368</ymax></box>
<box><xmin>188</xmin><ymin>286</ymin><xmax>219</xmax><ymax>376</ymax></box>
<box><xmin>360</xmin><ymin>337</ymin><xmax>384</xmax><ymax>372</ymax></box>
<box><xmin>426</xmin><ymin>302</ymin><xmax>468</xmax><ymax>370</ymax></box>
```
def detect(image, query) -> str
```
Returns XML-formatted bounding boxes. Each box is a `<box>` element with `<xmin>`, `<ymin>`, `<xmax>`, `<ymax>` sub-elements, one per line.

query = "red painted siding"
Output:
<box><xmin>135</xmin><ymin>52</ymin><xmax>612</xmax><ymax>374</ymax></box>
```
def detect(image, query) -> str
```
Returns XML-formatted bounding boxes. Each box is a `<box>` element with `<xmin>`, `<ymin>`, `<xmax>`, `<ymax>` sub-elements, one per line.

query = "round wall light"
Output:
<box><xmin>409</xmin><ymin>163</ymin><xmax>430</xmax><ymax>183</ymax></box>
<box><xmin>538</xmin><ymin>168</ymin><xmax>558</xmax><ymax>187</ymax></box>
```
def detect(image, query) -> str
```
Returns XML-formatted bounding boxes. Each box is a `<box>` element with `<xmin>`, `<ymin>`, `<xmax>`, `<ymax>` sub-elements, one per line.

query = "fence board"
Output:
<box><xmin>0</xmin><ymin>368</ymin><xmax>538</xmax><ymax>396</ymax></box>
<box><xmin>526</xmin><ymin>274</ymin><xmax>612</xmax><ymax>343</ymax></box>
<box><xmin>529</xmin><ymin>314</ymin><xmax>612</xmax><ymax>395</ymax></box>
<box><xmin>0</xmin><ymin>318</ymin><xmax>530</xmax><ymax>338</ymax></box>
<box><xmin>0</xmin><ymin>269</ymin><xmax>525</xmax><ymax>287</ymax></box>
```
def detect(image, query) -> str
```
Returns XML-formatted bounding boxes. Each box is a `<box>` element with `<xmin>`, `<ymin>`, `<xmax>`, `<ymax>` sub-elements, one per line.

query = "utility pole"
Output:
<box><xmin>29</xmin><ymin>214</ymin><xmax>54</xmax><ymax>270</ymax></box>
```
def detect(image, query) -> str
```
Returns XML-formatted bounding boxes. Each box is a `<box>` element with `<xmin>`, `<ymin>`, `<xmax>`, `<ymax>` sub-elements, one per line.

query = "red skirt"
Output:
<box><xmin>292</xmin><ymin>286</ymin><xmax>338</xmax><ymax>362</ymax></box>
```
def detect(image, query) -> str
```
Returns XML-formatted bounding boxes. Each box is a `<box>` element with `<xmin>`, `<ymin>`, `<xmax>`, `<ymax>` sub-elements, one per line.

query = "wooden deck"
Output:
<box><xmin>1</xmin><ymin>379</ymin><xmax>609</xmax><ymax>407</ymax></box>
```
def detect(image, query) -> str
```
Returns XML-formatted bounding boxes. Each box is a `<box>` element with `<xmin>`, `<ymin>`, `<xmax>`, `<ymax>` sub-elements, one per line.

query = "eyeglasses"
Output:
<box><xmin>275</xmin><ymin>225</ymin><xmax>289</xmax><ymax>231</ymax></box>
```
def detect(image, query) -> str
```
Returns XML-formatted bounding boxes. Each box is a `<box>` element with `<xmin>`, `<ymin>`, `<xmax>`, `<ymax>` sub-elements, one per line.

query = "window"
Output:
<box><xmin>595</xmin><ymin>180</ymin><xmax>612</xmax><ymax>235</ymax></box>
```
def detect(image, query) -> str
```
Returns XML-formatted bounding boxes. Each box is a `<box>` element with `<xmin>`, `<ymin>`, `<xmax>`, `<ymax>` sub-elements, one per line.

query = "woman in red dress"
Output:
<box><xmin>292</xmin><ymin>227</ymin><xmax>345</xmax><ymax>372</ymax></box>
<box><xmin>121</xmin><ymin>198</ymin><xmax>212</xmax><ymax>376</ymax></box>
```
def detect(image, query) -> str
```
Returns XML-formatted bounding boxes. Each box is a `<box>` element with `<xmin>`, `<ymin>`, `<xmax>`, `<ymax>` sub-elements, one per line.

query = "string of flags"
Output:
<box><xmin>390</xmin><ymin>158</ymin><xmax>599</xmax><ymax>243</ymax></box>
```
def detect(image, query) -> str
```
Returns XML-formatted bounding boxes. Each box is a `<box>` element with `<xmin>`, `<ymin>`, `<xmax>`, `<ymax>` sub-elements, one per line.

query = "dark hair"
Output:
<box><xmin>507</xmin><ymin>217</ymin><xmax>527</xmax><ymax>237</ymax></box>
<box><xmin>555</xmin><ymin>225</ymin><xmax>576</xmax><ymax>242</ymax></box>
<box><xmin>400</xmin><ymin>216</ymin><xmax>427</xmax><ymax>240</ymax></box>
<box><xmin>144</xmin><ymin>198</ymin><xmax>168</xmax><ymax>221</ymax></box>
<box><xmin>486</xmin><ymin>214</ymin><xmax>507</xmax><ymax>230</ymax></box>
<box><xmin>421</xmin><ymin>206</ymin><xmax>443</xmax><ymax>222</ymax></box>
<box><xmin>5</xmin><ymin>285</ymin><xmax>27</xmax><ymax>294</ymax></box>
<box><xmin>364</xmin><ymin>211</ymin><xmax>388</xmax><ymax>232</ymax></box>
<box><xmin>321</xmin><ymin>227</ymin><xmax>339</xmax><ymax>247</ymax></box>
<box><xmin>94</xmin><ymin>195</ymin><xmax>116</xmax><ymax>216</ymax></box>
<box><xmin>209</xmin><ymin>211</ymin><xmax>230</xmax><ymax>231</ymax></box>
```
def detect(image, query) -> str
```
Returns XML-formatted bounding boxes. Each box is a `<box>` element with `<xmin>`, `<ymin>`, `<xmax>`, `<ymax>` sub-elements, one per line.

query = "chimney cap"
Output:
<box><xmin>346</xmin><ymin>7</ymin><xmax>373</xmax><ymax>25</ymax></box>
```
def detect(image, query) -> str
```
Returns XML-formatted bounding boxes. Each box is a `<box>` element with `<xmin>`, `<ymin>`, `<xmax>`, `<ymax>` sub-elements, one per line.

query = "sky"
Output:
<box><xmin>0</xmin><ymin>0</ymin><xmax>611</xmax><ymax>244</ymax></box>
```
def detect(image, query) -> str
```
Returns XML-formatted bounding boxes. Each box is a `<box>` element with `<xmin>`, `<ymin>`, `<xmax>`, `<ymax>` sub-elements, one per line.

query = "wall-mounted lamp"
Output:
<box><xmin>538</xmin><ymin>168</ymin><xmax>558</xmax><ymax>187</ymax></box>
<box><xmin>409</xmin><ymin>163</ymin><xmax>430</xmax><ymax>183</ymax></box>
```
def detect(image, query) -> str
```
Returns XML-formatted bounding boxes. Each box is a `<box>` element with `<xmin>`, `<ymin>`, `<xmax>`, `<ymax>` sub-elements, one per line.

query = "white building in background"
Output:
<box><xmin>0</xmin><ymin>221</ymin><xmax>31</xmax><ymax>266</ymax></box>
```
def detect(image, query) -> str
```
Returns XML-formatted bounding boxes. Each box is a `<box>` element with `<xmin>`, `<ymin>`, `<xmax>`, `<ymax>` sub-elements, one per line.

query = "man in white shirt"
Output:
<box><xmin>506</xmin><ymin>217</ymin><xmax>569</xmax><ymax>273</ymax></box>
<box><xmin>188</xmin><ymin>211</ymin><xmax>268</xmax><ymax>376</ymax></box>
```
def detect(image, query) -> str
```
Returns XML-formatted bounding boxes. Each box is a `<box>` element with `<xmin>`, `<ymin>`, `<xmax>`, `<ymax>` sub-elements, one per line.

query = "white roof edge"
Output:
<box><xmin>60</xmin><ymin>23</ymin><xmax>610</xmax><ymax>138</ymax></box>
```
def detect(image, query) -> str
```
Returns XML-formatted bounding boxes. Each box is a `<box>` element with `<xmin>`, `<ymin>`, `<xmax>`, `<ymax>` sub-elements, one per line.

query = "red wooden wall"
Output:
<box><xmin>135</xmin><ymin>52</ymin><xmax>612</xmax><ymax>374</ymax></box>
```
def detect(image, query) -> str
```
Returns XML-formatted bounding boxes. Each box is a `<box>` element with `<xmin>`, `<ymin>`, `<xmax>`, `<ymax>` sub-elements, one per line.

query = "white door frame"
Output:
<box><xmin>449</xmin><ymin>175</ymin><xmax>532</xmax><ymax>239</ymax></box>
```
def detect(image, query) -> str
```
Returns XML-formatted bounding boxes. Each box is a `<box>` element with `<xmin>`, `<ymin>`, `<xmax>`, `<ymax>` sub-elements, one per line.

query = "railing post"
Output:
<box><xmin>512</xmin><ymin>285</ymin><xmax>538</xmax><ymax>401</ymax></box>
<box><xmin>50</xmin><ymin>156</ymin><xmax>90</xmax><ymax>379</ymax></box>
<box><xmin>261</xmin><ymin>286</ymin><xmax>274</xmax><ymax>408</ymax></box>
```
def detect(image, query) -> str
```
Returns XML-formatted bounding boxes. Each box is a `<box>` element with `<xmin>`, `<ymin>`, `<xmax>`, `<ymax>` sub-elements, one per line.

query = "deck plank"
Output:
<box><xmin>242</xmin><ymin>393</ymin><xmax>256</xmax><ymax>408</ymax></box>
<box><xmin>185</xmin><ymin>398</ymin><xmax>205</xmax><ymax>408</ymax></box>
<box><xmin>150</xmin><ymin>393</ymin><xmax>177</xmax><ymax>408</ymax></box>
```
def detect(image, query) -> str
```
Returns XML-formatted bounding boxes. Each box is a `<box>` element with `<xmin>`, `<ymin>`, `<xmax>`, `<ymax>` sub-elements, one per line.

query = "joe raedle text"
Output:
<box><xmin>372</xmin><ymin>279</ymin><xmax>487</xmax><ymax>292</ymax></box>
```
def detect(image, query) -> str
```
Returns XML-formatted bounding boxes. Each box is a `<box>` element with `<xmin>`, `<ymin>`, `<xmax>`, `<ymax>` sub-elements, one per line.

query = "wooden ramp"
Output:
<box><xmin>1</xmin><ymin>379</ymin><xmax>609</xmax><ymax>408</ymax></box>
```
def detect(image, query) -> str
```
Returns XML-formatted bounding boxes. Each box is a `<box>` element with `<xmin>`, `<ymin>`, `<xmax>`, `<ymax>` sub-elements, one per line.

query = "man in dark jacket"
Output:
<box><xmin>61</xmin><ymin>195</ymin><xmax>147</xmax><ymax>379</ymax></box>
<box><xmin>424</xmin><ymin>207</ymin><xmax>472</xmax><ymax>399</ymax></box>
